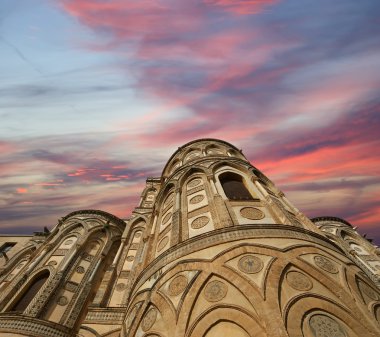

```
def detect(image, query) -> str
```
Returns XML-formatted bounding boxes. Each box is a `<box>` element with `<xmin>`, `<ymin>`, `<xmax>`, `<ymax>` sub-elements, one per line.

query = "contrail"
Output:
<box><xmin>0</xmin><ymin>34</ymin><xmax>45</xmax><ymax>76</ymax></box>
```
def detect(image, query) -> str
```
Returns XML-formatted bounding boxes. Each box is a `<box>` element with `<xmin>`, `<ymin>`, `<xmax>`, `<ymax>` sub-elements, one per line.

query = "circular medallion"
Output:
<box><xmin>48</xmin><ymin>260</ymin><xmax>57</xmax><ymax>266</ymax></box>
<box><xmin>286</xmin><ymin>271</ymin><xmax>313</xmax><ymax>291</ymax></box>
<box><xmin>190</xmin><ymin>195</ymin><xmax>204</xmax><ymax>204</ymax></box>
<box><xmin>64</xmin><ymin>239</ymin><xmax>73</xmax><ymax>245</ymax></box>
<box><xmin>76</xmin><ymin>266</ymin><xmax>85</xmax><ymax>274</ymax></box>
<box><xmin>168</xmin><ymin>275</ymin><xmax>188</xmax><ymax>296</ymax></box>
<box><xmin>157</xmin><ymin>236</ymin><xmax>169</xmax><ymax>252</ymax></box>
<box><xmin>162</xmin><ymin>212</ymin><xmax>172</xmax><ymax>224</ymax></box>
<box><xmin>116</xmin><ymin>283</ymin><xmax>126</xmax><ymax>291</ymax></box>
<box><xmin>127</xmin><ymin>255</ymin><xmax>134</xmax><ymax>262</ymax></box>
<box><xmin>240</xmin><ymin>207</ymin><xmax>265</xmax><ymax>220</ymax></box>
<box><xmin>238</xmin><ymin>255</ymin><xmax>263</xmax><ymax>274</ymax></box>
<box><xmin>141</xmin><ymin>307</ymin><xmax>157</xmax><ymax>332</ymax></box>
<box><xmin>164</xmin><ymin>193</ymin><xmax>174</xmax><ymax>206</ymax></box>
<box><xmin>309</xmin><ymin>314</ymin><xmax>346</xmax><ymax>337</ymax></box>
<box><xmin>57</xmin><ymin>296</ymin><xmax>68</xmax><ymax>306</ymax></box>
<box><xmin>188</xmin><ymin>178</ymin><xmax>202</xmax><ymax>189</ymax></box>
<box><xmin>360</xmin><ymin>282</ymin><xmax>379</xmax><ymax>300</ymax></box>
<box><xmin>204</xmin><ymin>280</ymin><xmax>228</xmax><ymax>302</ymax></box>
<box><xmin>314</xmin><ymin>255</ymin><xmax>338</xmax><ymax>274</ymax></box>
<box><xmin>191</xmin><ymin>216</ymin><xmax>210</xmax><ymax>229</ymax></box>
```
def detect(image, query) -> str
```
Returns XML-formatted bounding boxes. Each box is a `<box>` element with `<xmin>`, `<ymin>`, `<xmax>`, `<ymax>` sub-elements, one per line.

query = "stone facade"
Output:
<box><xmin>0</xmin><ymin>138</ymin><xmax>379</xmax><ymax>337</ymax></box>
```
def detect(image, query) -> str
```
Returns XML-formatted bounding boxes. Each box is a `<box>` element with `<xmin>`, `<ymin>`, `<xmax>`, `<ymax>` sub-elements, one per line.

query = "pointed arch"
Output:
<box><xmin>8</xmin><ymin>269</ymin><xmax>50</xmax><ymax>313</ymax></box>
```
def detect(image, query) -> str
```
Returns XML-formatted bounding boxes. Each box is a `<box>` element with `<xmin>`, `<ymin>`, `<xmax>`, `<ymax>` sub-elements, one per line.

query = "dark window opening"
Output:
<box><xmin>220</xmin><ymin>172</ymin><xmax>253</xmax><ymax>200</ymax></box>
<box><xmin>0</xmin><ymin>242</ymin><xmax>16</xmax><ymax>254</ymax></box>
<box><xmin>10</xmin><ymin>271</ymin><xmax>50</xmax><ymax>312</ymax></box>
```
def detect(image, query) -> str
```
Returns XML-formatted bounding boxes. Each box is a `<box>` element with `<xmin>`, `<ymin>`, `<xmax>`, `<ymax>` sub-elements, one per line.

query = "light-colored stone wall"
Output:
<box><xmin>0</xmin><ymin>139</ymin><xmax>379</xmax><ymax>337</ymax></box>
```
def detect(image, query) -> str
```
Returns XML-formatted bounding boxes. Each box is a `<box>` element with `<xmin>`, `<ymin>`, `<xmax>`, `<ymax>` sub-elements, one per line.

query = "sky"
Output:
<box><xmin>0</xmin><ymin>0</ymin><xmax>379</xmax><ymax>243</ymax></box>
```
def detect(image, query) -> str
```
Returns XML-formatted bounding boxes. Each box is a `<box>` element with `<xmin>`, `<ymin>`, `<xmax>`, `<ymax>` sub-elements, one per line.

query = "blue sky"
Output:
<box><xmin>1</xmin><ymin>0</ymin><xmax>380</xmax><ymax>243</ymax></box>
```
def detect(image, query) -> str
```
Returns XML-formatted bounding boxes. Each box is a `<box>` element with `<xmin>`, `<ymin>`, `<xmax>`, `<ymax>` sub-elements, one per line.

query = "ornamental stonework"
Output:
<box><xmin>238</xmin><ymin>255</ymin><xmax>263</xmax><ymax>274</ymax></box>
<box><xmin>126</xmin><ymin>255</ymin><xmax>134</xmax><ymax>262</ymax></box>
<box><xmin>309</xmin><ymin>314</ymin><xmax>346</xmax><ymax>337</ymax></box>
<box><xmin>168</xmin><ymin>275</ymin><xmax>188</xmax><ymax>296</ymax></box>
<box><xmin>204</xmin><ymin>280</ymin><xmax>228</xmax><ymax>302</ymax></box>
<box><xmin>157</xmin><ymin>236</ymin><xmax>169</xmax><ymax>252</ymax></box>
<box><xmin>189</xmin><ymin>194</ymin><xmax>204</xmax><ymax>204</ymax></box>
<box><xmin>286</xmin><ymin>271</ymin><xmax>313</xmax><ymax>291</ymax></box>
<box><xmin>314</xmin><ymin>255</ymin><xmax>338</xmax><ymax>274</ymax></box>
<box><xmin>360</xmin><ymin>282</ymin><xmax>379</xmax><ymax>300</ymax></box>
<box><xmin>240</xmin><ymin>207</ymin><xmax>265</xmax><ymax>220</ymax></box>
<box><xmin>76</xmin><ymin>266</ymin><xmax>85</xmax><ymax>274</ymax></box>
<box><xmin>57</xmin><ymin>296</ymin><xmax>68</xmax><ymax>306</ymax></box>
<box><xmin>116</xmin><ymin>283</ymin><xmax>126</xmax><ymax>291</ymax></box>
<box><xmin>141</xmin><ymin>307</ymin><xmax>158</xmax><ymax>332</ymax></box>
<box><xmin>162</xmin><ymin>212</ymin><xmax>172</xmax><ymax>224</ymax></box>
<box><xmin>164</xmin><ymin>193</ymin><xmax>174</xmax><ymax>206</ymax></box>
<box><xmin>188</xmin><ymin>178</ymin><xmax>202</xmax><ymax>189</ymax></box>
<box><xmin>191</xmin><ymin>216</ymin><xmax>210</xmax><ymax>229</ymax></box>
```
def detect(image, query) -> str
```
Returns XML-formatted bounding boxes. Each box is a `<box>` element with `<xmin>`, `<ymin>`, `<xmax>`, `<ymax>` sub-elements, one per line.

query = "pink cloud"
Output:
<box><xmin>204</xmin><ymin>0</ymin><xmax>278</xmax><ymax>15</ymax></box>
<box><xmin>16</xmin><ymin>188</ymin><xmax>28</xmax><ymax>194</ymax></box>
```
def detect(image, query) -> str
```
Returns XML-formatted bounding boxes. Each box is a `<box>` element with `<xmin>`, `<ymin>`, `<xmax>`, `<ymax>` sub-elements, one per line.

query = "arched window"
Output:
<box><xmin>10</xmin><ymin>270</ymin><xmax>50</xmax><ymax>312</ymax></box>
<box><xmin>219</xmin><ymin>172</ymin><xmax>253</xmax><ymax>200</ymax></box>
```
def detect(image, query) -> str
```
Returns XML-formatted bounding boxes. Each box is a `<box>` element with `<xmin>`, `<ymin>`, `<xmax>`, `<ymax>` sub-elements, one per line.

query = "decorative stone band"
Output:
<box><xmin>131</xmin><ymin>225</ymin><xmax>343</xmax><ymax>293</ymax></box>
<box><xmin>84</xmin><ymin>309</ymin><xmax>125</xmax><ymax>324</ymax></box>
<box><xmin>0</xmin><ymin>315</ymin><xmax>71</xmax><ymax>337</ymax></box>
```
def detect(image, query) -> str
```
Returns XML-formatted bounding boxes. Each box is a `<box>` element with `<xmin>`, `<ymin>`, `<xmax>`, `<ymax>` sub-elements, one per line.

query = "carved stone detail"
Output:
<box><xmin>76</xmin><ymin>266</ymin><xmax>85</xmax><ymax>274</ymax></box>
<box><xmin>168</xmin><ymin>275</ymin><xmax>188</xmax><ymax>296</ymax></box>
<box><xmin>191</xmin><ymin>216</ymin><xmax>210</xmax><ymax>229</ymax></box>
<box><xmin>204</xmin><ymin>280</ymin><xmax>228</xmax><ymax>302</ymax></box>
<box><xmin>141</xmin><ymin>307</ymin><xmax>157</xmax><ymax>331</ymax></box>
<box><xmin>57</xmin><ymin>296</ymin><xmax>68</xmax><ymax>306</ymax></box>
<box><xmin>162</xmin><ymin>212</ymin><xmax>172</xmax><ymax>224</ymax></box>
<box><xmin>314</xmin><ymin>255</ymin><xmax>338</xmax><ymax>274</ymax></box>
<box><xmin>238</xmin><ymin>255</ymin><xmax>263</xmax><ymax>274</ymax></box>
<box><xmin>309</xmin><ymin>314</ymin><xmax>345</xmax><ymax>337</ymax></box>
<box><xmin>157</xmin><ymin>237</ymin><xmax>169</xmax><ymax>252</ymax></box>
<box><xmin>126</xmin><ymin>256</ymin><xmax>134</xmax><ymax>262</ymax></box>
<box><xmin>189</xmin><ymin>195</ymin><xmax>205</xmax><ymax>204</ymax></box>
<box><xmin>188</xmin><ymin>178</ymin><xmax>202</xmax><ymax>189</ymax></box>
<box><xmin>286</xmin><ymin>271</ymin><xmax>313</xmax><ymax>291</ymax></box>
<box><xmin>240</xmin><ymin>207</ymin><xmax>265</xmax><ymax>220</ymax></box>
<box><xmin>360</xmin><ymin>281</ymin><xmax>379</xmax><ymax>300</ymax></box>
<box><xmin>116</xmin><ymin>283</ymin><xmax>126</xmax><ymax>291</ymax></box>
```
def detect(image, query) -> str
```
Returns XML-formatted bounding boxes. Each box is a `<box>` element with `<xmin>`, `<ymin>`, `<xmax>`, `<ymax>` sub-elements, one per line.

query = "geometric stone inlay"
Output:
<box><xmin>141</xmin><ymin>307</ymin><xmax>157</xmax><ymax>332</ymax></box>
<box><xmin>162</xmin><ymin>212</ymin><xmax>172</xmax><ymax>224</ymax></box>
<box><xmin>168</xmin><ymin>275</ymin><xmax>188</xmax><ymax>297</ymax></box>
<box><xmin>240</xmin><ymin>207</ymin><xmax>265</xmax><ymax>220</ymax></box>
<box><xmin>164</xmin><ymin>193</ymin><xmax>174</xmax><ymax>206</ymax></box>
<box><xmin>157</xmin><ymin>236</ymin><xmax>169</xmax><ymax>252</ymax></box>
<box><xmin>191</xmin><ymin>216</ymin><xmax>210</xmax><ymax>229</ymax></box>
<box><xmin>360</xmin><ymin>282</ymin><xmax>379</xmax><ymax>300</ymax></box>
<box><xmin>286</xmin><ymin>271</ymin><xmax>313</xmax><ymax>291</ymax></box>
<box><xmin>314</xmin><ymin>255</ymin><xmax>338</xmax><ymax>274</ymax></box>
<box><xmin>204</xmin><ymin>280</ymin><xmax>228</xmax><ymax>302</ymax></box>
<box><xmin>309</xmin><ymin>314</ymin><xmax>346</xmax><ymax>337</ymax></box>
<box><xmin>238</xmin><ymin>255</ymin><xmax>263</xmax><ymax>274</ymax></box>
<box><xmin>188</xmin><ymin>178</ymin><xmax>202</xmax><ymax>189</ymax></box>
<box><xmin>57</xmin><ymin>296</ymin><xmax>68</xmax><ymax>306</ymax></box>
<box><xmin>190</xmin><ymin>195</ymin><xmax>205</xmax><ymax>204</ymax></box>
<box><xmin>116</xmin><ymin>283</ymin><xmax>126</xmax><ymax>291</ymax></box>
<box><xmin>76</xmin><ymin>266</ymin><xmax>85</xmax><ymax>274</ymax></box>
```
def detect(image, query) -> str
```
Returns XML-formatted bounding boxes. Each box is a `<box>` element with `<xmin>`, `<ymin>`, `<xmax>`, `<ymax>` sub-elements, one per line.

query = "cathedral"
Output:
<box><xmin>0</xmin><ymin>138</ymin><xmax>379</xmax><ymax>337</ymax></box>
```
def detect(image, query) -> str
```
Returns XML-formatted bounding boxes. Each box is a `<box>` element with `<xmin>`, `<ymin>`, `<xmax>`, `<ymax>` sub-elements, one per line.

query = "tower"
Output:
<box><xmin>0</xmin><ymin>138</ymin><xmax>379</xmax><ymax>337</ymax></box>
